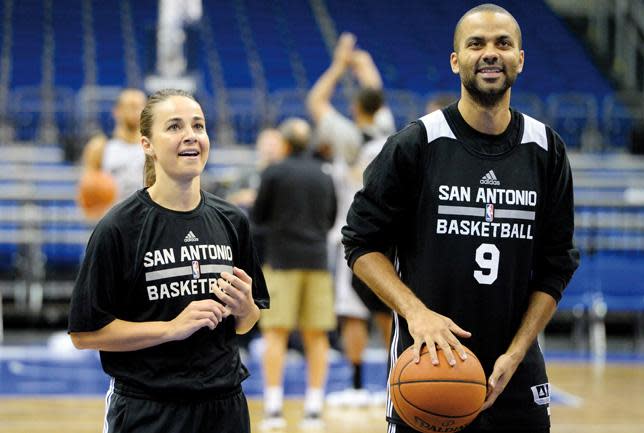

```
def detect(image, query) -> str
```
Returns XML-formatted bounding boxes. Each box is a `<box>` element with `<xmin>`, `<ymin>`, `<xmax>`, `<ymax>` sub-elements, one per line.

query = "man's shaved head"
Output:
<box><xmin>453</xmin><ymin>3</ymin><xmax>522</xmax><ymax>52</ymax></box>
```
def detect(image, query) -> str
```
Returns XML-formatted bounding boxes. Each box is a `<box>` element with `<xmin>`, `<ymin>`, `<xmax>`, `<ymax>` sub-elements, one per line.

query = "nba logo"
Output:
<box><xmin>485</xmin><ymin>204</ymin><xmax>494</xmax><ymax>222</ymax></box>
<box><xmin>191</xmin><ymin>260</ymin><xmax>200</xmax><ymax>279</ymax></box>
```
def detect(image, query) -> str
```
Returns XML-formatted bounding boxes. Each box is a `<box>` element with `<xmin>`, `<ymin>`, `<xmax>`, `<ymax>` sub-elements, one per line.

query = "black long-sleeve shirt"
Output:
<box><xmin>252</xmin><ymin>153</ymin><xmax>337</xmax><ymax>269</ymax></box>
<box><xmin>69</xmin><ymin>190</ymin><xmax>269</xmax><ymax>399</ymax></box>
<box><xmin>342</xmin><ymin>103</ymin><xmax>579</xmax><ymax>430</ymax></box>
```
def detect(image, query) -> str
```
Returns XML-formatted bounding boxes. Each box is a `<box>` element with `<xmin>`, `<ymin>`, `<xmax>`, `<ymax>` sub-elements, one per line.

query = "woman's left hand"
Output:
<box><xmin>212</xmin><ymin>267</ymin><xmax>255</xmax><ymax>319</ymax></box>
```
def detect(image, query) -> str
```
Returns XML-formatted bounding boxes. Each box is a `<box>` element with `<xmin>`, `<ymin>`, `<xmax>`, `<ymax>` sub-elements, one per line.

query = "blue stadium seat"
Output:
<box><xmin>11</xmin><ymin>0</ymin><xmax>44</xmax><ymax>89</ymax></box>
<box><xmin>244</xmin><ymin>0</ymin><xmax>297</xmax><ymax>91</ymax></box>
<box><xmin>557</xmin><ymin>252</ymin><xmax>605</xmax><ymax>351</ymax></box>
<box><xmin>203</xmin><ymin>2</ymin><xmax>253</xmax><ymax>89</ymax></box>
<box><xmin>546</xmin><ymin>93</ymin><xmax>598</xmax><ymax>149</ymax></box>
<box><xmin>602</xmin><ymin>94</ymin><xmax>644</xmax><ymax>149</ymax></box>
<box><xmin>594</xmin><ymin>253</ymin><xmax>644</xmax><ymax>313</ymax></box>
<box><xmin>226</xmin><ymin>89</ymin><xmax>269</xmax><ymax>145</ymax></box>
<box><xmin>268</xmin><ymin>89</ymin><xmax>307</xmax><ymax>126</ymax></box>
<box><xmin>560</xmin><ymin>254</ymin><xmax>602</xmax><ymax>313</ymax></box>
<box><xmin>52</xmin><ymin>0</ymin><xmax>83</xmax><ymax>90</ymax></box>
<box><xmin>511</xmin><ymin>92</ymin><xmax>545</xmax><ymax>121</ymax></box>
<box><xmin>386</xmin><ymin>90</ymin><xmax>423</xmax><ymax>129</ymax></box>
<box><xmin>0</xmin><ymin>222</ymin><xmax>19</xmax><ymax>276</ymax></box>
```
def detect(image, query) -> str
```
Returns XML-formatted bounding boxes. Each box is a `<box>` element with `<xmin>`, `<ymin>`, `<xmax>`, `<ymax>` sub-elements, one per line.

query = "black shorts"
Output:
<box><xmin>104</xmin><ymin>385</ymin><xmax>250</xmax><ymax>433</ymax></box>
<box><xmin>352</xmin><ymin>274</ymin><xmax>389</xmax><ymax>313</ymax></box>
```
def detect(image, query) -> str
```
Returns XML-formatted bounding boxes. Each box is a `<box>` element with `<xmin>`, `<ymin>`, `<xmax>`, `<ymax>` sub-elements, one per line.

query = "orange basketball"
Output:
<box><xmin>389</xmin><ymin>345</ymin><xmax>486</xmax><ymax>433</ymax></box>
<box><xmin>77</xmin><ymin>170</ymin><xmax>117</xmax><ymax>219</ymax></box>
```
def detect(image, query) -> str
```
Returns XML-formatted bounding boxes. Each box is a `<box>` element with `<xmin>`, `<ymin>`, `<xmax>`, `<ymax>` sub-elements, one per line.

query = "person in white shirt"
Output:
<box><xmin>80</xmin><ymin>88</ymin><xmax>147</xmax><ymax>214</ymax></box>
<box><xmin>307</xmin><ymin>32</ymin><xmax>395</xmax><ymax>408</ymax></box>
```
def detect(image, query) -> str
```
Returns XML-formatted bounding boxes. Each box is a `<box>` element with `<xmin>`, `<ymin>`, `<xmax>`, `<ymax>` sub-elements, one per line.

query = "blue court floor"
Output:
<box><xmin>1</xmin><ymin>330</ymin><xmax>643</xmax><ymax>401</ymax></box>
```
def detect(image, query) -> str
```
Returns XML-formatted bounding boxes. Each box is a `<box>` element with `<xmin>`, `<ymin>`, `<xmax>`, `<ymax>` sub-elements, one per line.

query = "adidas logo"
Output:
<box><xmin>184</xmin><ymin>231</ymin><xmax>199</xmax><ymax>242</ymax></box>
<box><xmin>480</xmin><ymin>170</ymin><xmax>501</xmax><ymax>186</ymax></box>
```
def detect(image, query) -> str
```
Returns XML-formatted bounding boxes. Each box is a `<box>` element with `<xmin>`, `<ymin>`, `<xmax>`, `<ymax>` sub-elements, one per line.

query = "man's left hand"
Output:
<box><xmin>481</xmin><ymin>352</ymin><xmax>521</xmax><ymax>410</ymax></box>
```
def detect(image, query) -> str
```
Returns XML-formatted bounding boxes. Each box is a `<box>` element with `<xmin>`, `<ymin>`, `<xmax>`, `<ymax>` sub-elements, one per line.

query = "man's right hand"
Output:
<box><xmin>168</xmin><ymin>299</ymin><xmax>230</xmax><ymax>341</ymax></box>
<box><xmin>351</xmin><ymin>252</ymin><xmax>470</xmax><ymax>367</ymax></box>
<box><xmin>406</xmin><ymin>306</ymin><xmax>471</xmax><ymax>366</ymax></box>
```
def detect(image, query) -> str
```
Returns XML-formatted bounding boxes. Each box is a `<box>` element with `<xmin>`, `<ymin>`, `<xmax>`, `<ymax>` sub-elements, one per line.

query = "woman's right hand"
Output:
<box><xmin>168</xmin><ymin>299</ymin><xmax>230</xmax><ymax>341</ymax></box>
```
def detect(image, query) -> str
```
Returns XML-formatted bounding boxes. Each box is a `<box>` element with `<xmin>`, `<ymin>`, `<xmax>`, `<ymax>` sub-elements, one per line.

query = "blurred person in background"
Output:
<box><xmin>80</xmin><ymin>88</ymin><xmax>147</xmax><ymax>204</ymax></box>
<box><xmin>224</xmin><ymin>128</ymin><xmax>287</xmax><ymax>352</ymax></box>
<box><xmin>69</xmin><ymin>89</ymin><xmax>269</xmax><ymax>433</ymax></box>
<box><xmin>425</xmin><ymin>92</ymin><xmax>458</xmax><ymax>116</ymax></box>
<box><xmin>252</xmin><ymin>118</ymin><xmax>337</xmax><ymax>431</ymax></box>
<box><xmin>307</xmin><ymin>32</ymin><xmax>395</xmax><ymax>408</ymax></box>
<box><xmin>308</xmin><ymin>32</ymin><xmax>395</xmax><ymax>166</ymax></box>
<box><xmin>226</xmin><ymin>128</ymin><xmax>286</xmax><ymax>211</ymax></box>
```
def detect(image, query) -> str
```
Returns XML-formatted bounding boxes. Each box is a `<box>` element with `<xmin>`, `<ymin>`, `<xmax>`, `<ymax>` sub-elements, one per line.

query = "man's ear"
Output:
<box><xmin>450</xmin><ymin>52</ymin><xmax>460</xmax><ymax>74</ymax></box>
<box><xmin>517</xmin><ymin>50</ymin><xmax>525</xmax><ymax>74</ymax></box>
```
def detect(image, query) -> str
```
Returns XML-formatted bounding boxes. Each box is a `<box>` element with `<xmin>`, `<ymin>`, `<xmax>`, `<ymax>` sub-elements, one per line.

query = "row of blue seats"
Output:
<box><xmin>560</xmin><ymin>253</ymin><xmax>644</xmax><ymax>314</ymax></box>
<box><xmin>6</xmin><ymin>0</ymin><xmax>614</xmax><ymax>113</ymax></box>
<box><xmin>4</xmin><ymin>88</ymin><xmax>635</xmax><ymax>148</ymax></box>
<box><xmin>2</xmin><ymin>245</ymin><xmax>643</xmax><ymax>313</ymax></box>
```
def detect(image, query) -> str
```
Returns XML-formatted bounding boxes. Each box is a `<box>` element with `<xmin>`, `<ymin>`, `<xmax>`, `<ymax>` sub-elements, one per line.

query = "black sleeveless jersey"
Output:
<box><xmin>69</xmin><ymin>189</ymin><xmax>269</xmax><ymax>400</ymax></box>
<box><xmin>343</xmin><ymin>103</ymin><xmax>579</xmax><ymax>429</ymax></box>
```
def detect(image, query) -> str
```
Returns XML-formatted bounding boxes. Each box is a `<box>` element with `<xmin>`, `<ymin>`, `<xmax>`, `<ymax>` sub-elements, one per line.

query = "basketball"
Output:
<box><xmin>77</xmin><ymin>170</ymin><xmax>117</xmax><ymax>219</ymax></box>
<box><xmin>389</xmin><ymin>345</ymin><xmax>486</xmax><ymax>433</ymax></box>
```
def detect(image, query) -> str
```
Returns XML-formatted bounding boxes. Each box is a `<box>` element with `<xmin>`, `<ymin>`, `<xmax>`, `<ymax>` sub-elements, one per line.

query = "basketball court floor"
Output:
<box><xmin>1</xmin><ymin>332</ymin><xmax>643</xmax><ymax>433</ymax></box>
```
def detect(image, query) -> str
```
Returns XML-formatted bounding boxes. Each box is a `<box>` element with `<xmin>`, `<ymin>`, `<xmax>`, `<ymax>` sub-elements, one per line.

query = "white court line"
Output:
<box><xmin>550</xmin><ymin>384</ymin><xmax>584</xmax><ymax>408</ymax></box>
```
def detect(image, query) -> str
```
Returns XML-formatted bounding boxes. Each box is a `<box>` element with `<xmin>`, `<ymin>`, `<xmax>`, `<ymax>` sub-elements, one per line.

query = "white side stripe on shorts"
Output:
<box><xmin>387</xmin><ymin>310</ymin><xmax>401</xmax><ymax>419</ymax></box>
<box><xmin>103</xmin><ymin>377</ymin><xmax>115</xmax><ymax>433</ymax></box>
<box><xmin>387</xmin><ymin>254</ymin><xmax>402</xmax><ymax>420</ymax></box>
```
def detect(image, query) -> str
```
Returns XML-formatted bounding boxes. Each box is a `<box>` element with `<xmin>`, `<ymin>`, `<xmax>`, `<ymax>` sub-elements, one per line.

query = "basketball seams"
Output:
<box><xmin>395</xmin><ymin>348</ymin><xmax>486</xmax><ymax>387</ymax></box>
<box><xmin>389</xmin><ymin>380</ymin><xmax>484</xmax><ymax>419</ymax></box>
<box><xmin>392</xmin><ymin>379</ymin><xmax>487</xmax><ymax>386</ymax></box>
<box><xmin>390</xmin><ymin>383</ymin><xmax>422</xmax><ymax>431</ymax></box>
<box><xmin>397</xmin><ymin>386</ymin><xmax>482</xmax><ymax>419</ymax></box>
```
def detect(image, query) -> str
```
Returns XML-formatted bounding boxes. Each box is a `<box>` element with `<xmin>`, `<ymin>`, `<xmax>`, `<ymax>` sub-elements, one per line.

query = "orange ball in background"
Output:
<box><xmin>77</xmin><ymin>170</ymin><xmax>117</xmax><ymax>219</ymax></box>
<box><xmin>389</xmin><ymin>344</ymin><xmax>487</xmax><ymax>433</ymax></box>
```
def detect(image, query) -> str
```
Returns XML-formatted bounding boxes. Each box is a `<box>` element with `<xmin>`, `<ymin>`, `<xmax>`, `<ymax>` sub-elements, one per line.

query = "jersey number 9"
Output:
<box><xmin>474</xmin><ymin>243</ymin><xmax>499</xmax><ymax>285</ymax></box>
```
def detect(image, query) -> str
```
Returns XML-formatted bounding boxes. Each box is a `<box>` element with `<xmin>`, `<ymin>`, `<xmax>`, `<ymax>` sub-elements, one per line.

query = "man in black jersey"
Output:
<box><xmin>342</xmin><ymin>4</ymin><xmax>579</xmax><ymax>433</ymax></box>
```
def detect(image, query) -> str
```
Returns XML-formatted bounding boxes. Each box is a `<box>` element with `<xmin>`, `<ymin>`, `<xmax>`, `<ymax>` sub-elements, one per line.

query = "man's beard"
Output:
<box><xmin>462</xmin><ymin>73</ymin><xmax>515</xmax><ymax>108</ymax></box>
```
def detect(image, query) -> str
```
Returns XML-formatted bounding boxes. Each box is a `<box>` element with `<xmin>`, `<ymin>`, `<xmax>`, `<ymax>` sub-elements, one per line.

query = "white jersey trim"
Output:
<box><xmin>521</xmin><ymin>113</ymin><xmax>548</xmax><ymax>151</ymax></box>
<box><xmin>419</xmin><ymin>110</ymin><xmax>456</xmax><ymax>143</ymax></box>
